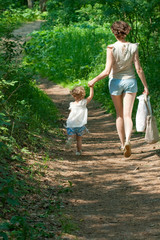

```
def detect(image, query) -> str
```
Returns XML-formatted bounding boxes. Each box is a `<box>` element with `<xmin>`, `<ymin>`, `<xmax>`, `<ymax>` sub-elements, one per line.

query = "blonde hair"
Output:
<box><xmin>111</xmin><ymin>21</ymin><xmax>131</xmax><ymax>40</ymax></box>
<box><xmin>70</xmin><ymin>86</ymin><xmax>86</xmax><ymax>101</ymax></box>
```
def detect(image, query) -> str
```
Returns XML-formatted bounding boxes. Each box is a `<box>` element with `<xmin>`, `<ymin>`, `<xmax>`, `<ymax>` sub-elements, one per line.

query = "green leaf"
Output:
<box><xmin>7</xmin><ymin>198</ymin><xmax>19</xmax><ymax>206</ymax></box>
<box><xmin>0</xmin><ymin>222</ymin><xmax>9</xmax><ymax>231</ymax></box>
<box><xmin>0</xmin><ymin>231</ymin><xmax>8</xmax><ymax>240</ymax></box>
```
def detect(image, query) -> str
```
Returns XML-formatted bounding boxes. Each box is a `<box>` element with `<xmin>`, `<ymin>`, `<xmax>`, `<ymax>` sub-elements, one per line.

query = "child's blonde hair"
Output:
<box><xmin>70</xmin><ymin>86</ymin><xmax>86</xmax><ymax>101</ymax></box>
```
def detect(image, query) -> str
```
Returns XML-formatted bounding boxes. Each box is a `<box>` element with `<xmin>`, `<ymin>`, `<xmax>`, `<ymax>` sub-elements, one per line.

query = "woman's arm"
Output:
<box><xmin>88</xmin><ymin>47</ymin><xmax>114</xmax><ymax>87</ymax></box>
<box><xmin>86</xmin><ymin>86</ymin><xmax>94</xmax><ymax>104</ymax></box>
<box><xmin>133</xmin><ymin>50</ymin><xmax>149</xmax><ymax>95</ymax></box>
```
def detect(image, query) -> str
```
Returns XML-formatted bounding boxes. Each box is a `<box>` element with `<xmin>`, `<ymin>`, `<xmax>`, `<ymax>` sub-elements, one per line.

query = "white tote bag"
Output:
<box><xmin>136</xmin><ymin>94</ymin><xmax>152</xmax><ymax>132</ymax></box>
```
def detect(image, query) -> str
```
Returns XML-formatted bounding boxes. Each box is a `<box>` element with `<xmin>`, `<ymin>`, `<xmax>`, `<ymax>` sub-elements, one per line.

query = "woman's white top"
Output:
<box><xmin>66</xmin><ymin>99</ymin><xmax>88</xmax><ymax>128</ymax></box>
<box><xmin>109</xmin><ymin>41</ymin><xmax>139</xmax><ymax>80</ymax></box>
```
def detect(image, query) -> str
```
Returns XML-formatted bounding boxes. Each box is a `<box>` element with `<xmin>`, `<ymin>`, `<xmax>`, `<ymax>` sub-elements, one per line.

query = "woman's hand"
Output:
<box><xmin>143</xmin><ymin>87</ymin><xmax>149</xmax><ymax>95</ymax></box>
<box><xmin>88</xmin><ymin>79</ymin><xmax>96</xmax><ymax>87</ymax></box>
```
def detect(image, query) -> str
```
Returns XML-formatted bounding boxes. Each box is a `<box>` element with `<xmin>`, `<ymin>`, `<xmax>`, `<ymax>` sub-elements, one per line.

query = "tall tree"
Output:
<box><xmin>40</xmin><ymin>0</ymin><xmax>48</xmax><ymax>12</ymax></box>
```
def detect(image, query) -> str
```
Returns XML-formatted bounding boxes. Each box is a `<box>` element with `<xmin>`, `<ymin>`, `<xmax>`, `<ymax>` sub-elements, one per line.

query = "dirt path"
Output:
<box><xmin>38</xmin><ymin>79</ymin><xmax>160</xmax><ymax>240</ymax></box>
<box><xmin>14</xmin><ymin>22</ymin><xmax>160</xmax><ymax>240</ymax></box>
<box><xmin>12</xmin><ymin>20</ymin><xmax>43</xmax><ymax>41</ymax></box>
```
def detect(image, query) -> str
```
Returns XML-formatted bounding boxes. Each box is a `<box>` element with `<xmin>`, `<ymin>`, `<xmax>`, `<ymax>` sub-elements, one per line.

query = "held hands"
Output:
<box><xmin>88</xmin><ymin>79</ymin><xmax>96</xmax><ymax>87</ymax></box>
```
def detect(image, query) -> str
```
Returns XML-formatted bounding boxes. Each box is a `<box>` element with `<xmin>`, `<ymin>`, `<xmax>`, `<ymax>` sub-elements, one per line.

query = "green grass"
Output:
<box><xmin>24</xmin><ymin>24</ymin><xmax>111</xmax><ymax>85</ymax></box>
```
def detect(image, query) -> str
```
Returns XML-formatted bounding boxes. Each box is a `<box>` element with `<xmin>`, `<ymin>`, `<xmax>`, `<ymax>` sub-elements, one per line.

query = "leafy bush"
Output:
<box><xmin>24</xmin><ymin>25</ymin><xmax>110</xmax><ymax>85</ymax></box>
<box><xmin>0</xmin><ymin>7</ymin><xmax>43</xmax><ymax>37</ymax></box>
<box><xmin>0</xmin><ymin>27</ymin><xmax>60</xmax><ymax>155</ymax></box>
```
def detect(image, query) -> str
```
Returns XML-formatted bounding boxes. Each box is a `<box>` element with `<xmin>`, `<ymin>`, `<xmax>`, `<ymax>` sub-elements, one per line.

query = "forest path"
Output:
<box><xmin>13</xmin><ymin>21</ymin><xmax>160</xmax><ymax>240</ymax></box>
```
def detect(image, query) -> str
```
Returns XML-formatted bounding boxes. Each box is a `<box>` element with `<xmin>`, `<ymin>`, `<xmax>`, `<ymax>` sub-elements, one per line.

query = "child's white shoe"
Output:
<box><xmin>65</xmin><ymin>137</ymin><xmax>73</xmax><ymax>149</ymax></box>
<box><xmin>76</xmin><ymin>150</ymin><xmax>82</xmax><ymax>156</ymax></box>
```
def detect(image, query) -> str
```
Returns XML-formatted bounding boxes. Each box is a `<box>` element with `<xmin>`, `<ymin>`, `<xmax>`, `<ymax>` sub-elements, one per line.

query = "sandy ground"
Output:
<box><xmin>13</xmin><ymin>21</ymin><xmax>160</xmax><ymax>240</ymax></box>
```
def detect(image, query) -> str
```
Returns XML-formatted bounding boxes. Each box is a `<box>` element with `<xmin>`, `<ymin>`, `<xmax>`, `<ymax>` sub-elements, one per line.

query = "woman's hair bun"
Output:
<box><xmin>111</xmin><ymin>21</ymin><xmax>131</xmax><ymax>39</ymax></box>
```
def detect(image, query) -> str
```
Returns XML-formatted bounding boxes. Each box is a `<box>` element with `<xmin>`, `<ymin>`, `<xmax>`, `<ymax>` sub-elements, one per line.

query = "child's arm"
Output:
<box><xmin>86</xmin><ymin>86</ymin><xmax>94</xmax><ymax>104</ymax></box>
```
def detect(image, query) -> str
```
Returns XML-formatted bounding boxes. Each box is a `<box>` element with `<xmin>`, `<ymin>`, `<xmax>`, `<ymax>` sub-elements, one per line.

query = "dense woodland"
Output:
<box><xmin>0</xmin><ymin>0</ymin><xmax>160</xmax><ymax>239</ymax></box>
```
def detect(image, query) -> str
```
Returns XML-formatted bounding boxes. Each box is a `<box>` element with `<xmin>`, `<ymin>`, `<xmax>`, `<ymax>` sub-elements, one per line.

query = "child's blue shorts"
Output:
<box><xmin>67</xmin><ymin>126</ymin><xmax>87</xmax><ymax>136</ymax></box>
<box><xmin>108</xmin><ymin>78</ymin><xmax>138</xmax><ymax>95</ymax></box>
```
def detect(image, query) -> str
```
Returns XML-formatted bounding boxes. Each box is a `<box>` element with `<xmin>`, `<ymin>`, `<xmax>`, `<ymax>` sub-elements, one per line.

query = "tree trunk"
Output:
<box><xmin>40</xmin><ymin>0</ymin><xmax>48</xmax><ymax>12</ymax></box>
<box><xmin>27</xmin><ymin>0</ymin><xmax>34</xmax><ymax>8</ymax></box>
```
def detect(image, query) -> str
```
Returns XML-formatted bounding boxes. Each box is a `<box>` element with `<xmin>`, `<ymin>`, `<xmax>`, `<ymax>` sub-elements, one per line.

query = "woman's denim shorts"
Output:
<box><xmin>108</xmin><ymin>78</ymin><xmax>138</xmax><ymax>95</ymax></box>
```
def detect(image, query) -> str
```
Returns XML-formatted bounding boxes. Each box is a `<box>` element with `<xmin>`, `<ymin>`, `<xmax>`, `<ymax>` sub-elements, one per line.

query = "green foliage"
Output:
<box><xmin>24</xmin><ymin>25</ymin><xmax>110</xmax><ymax>86</ymax></box>
<box><xmin>0</xmin><ymin>35</ymin><xmax>61</xmax><ymax>238</ymax></box>
<box><xmin>23</xmin><ymin>23</ymin><xmax>116</xmax><ymax>114</ymax></box>
<box><xmin>0</xmin><ymin>0</ymin><xmax>27</xmax><ymax>10</ymax></box>
<box><xmin>27</xmin><ymin>0</ymin><xmax>159</xmax><ymax>130</ymax></box>
<box><xmin>76</xmin><ymin>3</ymin><xmax>105</xmax><ymax>25</ymax></box>
<box><xmin>46</xmin><ymin>0</ymin><xmax>160</xmax><ymax>59</ymax></box>
<box><xmin>0</xmin><ymin>23</ymin><xmax>59</xmax><ymax>165</ymax></box>
<box><xmin>0</xmin><ymin>216</ymin><xmax>33</xmax><ymax>239</ymax></box>
<box><xmin>46</xmin><ymin>0</ymin><xmax>82</xmax><ymax>25</ymax></box>
<box><xmin>0</xmin><ymin>7</ymin><xmax>43</xmax><ymax>37</ymax></box>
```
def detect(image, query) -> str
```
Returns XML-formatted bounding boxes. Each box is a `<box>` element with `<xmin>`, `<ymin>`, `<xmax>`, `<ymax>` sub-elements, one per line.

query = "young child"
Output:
<box><xmin>65</xmin><ymin>85</ymin><xmax>94</xmax><ymax>155</ymax></box>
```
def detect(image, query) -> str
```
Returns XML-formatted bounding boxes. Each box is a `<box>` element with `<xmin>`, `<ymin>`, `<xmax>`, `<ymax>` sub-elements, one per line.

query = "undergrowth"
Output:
<box><xmin>0</xmin><ymin>128</ymin><xmax>74</xmax><ymax>239</ymax></box>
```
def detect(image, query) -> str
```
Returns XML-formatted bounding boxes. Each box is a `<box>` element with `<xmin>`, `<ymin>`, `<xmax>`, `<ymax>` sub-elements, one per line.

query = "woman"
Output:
<box><xmin>88</xmin><ymin>21</ymin><xmax>149</xmax><ymax>158</ymax></box>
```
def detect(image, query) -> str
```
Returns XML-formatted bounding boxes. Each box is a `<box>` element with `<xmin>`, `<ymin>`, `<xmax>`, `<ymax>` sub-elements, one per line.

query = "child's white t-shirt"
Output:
<box><xmin>66</xmin><ymin>99</ymin><xmax>88</xmax><ymax>128</ymax></box>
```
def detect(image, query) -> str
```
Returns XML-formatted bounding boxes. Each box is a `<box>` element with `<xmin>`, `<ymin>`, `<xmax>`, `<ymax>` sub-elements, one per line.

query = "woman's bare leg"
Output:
<box><xmin>76</xmin><ymin>135</ymin><xmax>82</xmax><ymax>152</ymax></box>
<box><xmin>111</xmin><ymin>95</ymin><xmax>125</xmax><ymax>147</ymax></box>
<box><xmin>123</xmin><ymin>92</ymin><xmax>136</xmax><ymax>143</ymax></box>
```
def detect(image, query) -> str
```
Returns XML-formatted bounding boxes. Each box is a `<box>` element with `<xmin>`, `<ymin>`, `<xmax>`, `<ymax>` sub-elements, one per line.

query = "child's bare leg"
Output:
<box><xmin>65</xmin><ymin>135</ymin><xmax>74</xmax><ymax>149</ymax></box>
<box><xmin>76</xmin><ymin>135</ymin><xmax>82</xmax><ymax>152</ymax></box>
